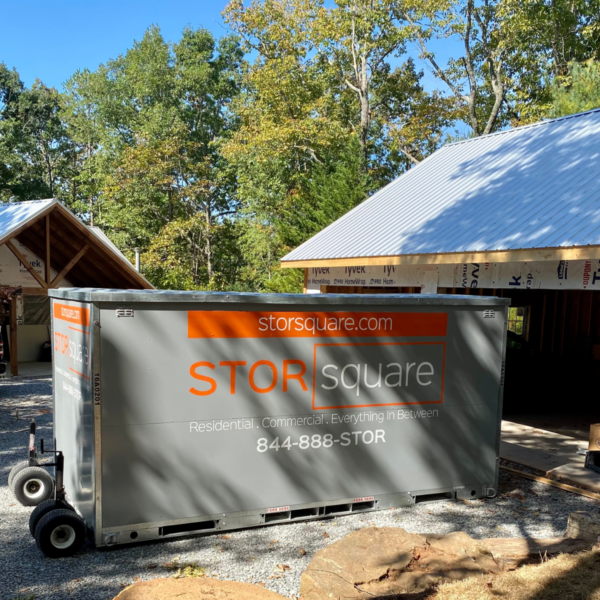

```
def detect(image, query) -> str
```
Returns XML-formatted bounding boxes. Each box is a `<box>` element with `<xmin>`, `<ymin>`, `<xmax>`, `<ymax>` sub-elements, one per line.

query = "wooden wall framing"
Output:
<box><xmin>321</xmin><ymin>284</ymin><xmax>600</xmax><ymax>359</ymax></box>
<box><xmin>0</xmin><ymin>204</ymin><xmax>152</xmax><ymax>376</ymax></box>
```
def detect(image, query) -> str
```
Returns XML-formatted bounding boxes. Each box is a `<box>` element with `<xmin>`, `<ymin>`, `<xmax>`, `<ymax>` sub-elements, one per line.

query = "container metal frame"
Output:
<box><xmin>48</xmin><ymin>289</ymin><xmax>510</xmax><ymax>549</ymax></box>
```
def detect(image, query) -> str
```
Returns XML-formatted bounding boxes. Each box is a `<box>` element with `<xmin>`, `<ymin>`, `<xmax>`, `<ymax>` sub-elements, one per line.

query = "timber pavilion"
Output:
<box><xmin>0</xmin><ymin>199</ymin><xmax>152</xmax><ymax>376</ymax></box>
<box><xmin>282</xmin><ymin>109</ymin><xmax>600</xmax><ymax>421</ymax></box>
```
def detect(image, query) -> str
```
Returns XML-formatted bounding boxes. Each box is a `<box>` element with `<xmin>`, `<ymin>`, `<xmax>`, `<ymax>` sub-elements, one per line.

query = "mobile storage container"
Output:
<box><xmin>40</xmin><ymin>289</ymin><xmax>508</xmax><ymax>555</ymax></box>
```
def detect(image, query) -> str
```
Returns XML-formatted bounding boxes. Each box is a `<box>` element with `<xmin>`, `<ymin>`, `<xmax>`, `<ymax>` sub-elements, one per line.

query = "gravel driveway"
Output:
<box><xmin>1</xmin><ymin>377</ymin><xmax>598</xmax><ymax>600</ymax></box>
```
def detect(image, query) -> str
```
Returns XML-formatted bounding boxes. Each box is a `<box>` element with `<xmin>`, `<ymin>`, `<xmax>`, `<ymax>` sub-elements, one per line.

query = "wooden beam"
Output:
<box><xmin>303</xmin><ymin>268</ymin><xmax>308</xmax><ymax>294</ymax></box>
<box><xmin>50</xmin><ymin>244</ymin><xmax>89</xmax><ymax>287</ymax></box>
<box><xmin>281</xmin><ymin>244</ymin><xmax>600</xmax><ymax>269</ymax></box>
<box><xmin>0</xmin><ymin>287</ymin><xmax>48</xmax><ymax>296</ymax></box>
<box><xmin>45</xmin><ymin>214</ymin><xmax>50</xmax><ymax>284</ymax></box>
<box><xmin>50</xmin><ymin>205</ymin><xmax>151</xmax><ymax>288</ymax></box>
<box><xmin>500</xmin><ymin>465</ymin><xmax>600</xmax><ymax>502</ymax></box>
<box><xmin>6</xmin><ymin>240</ymin><xmax>47</xmax><ymax>289</ymax></box>
<box><xmin>9</xmin><ymin>296</ymin><xmax>18</xmax><ymax>376</ymax></box>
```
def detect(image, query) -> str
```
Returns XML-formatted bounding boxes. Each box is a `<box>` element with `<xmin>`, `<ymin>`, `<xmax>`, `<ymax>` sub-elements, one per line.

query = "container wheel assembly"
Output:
<box><xmin>13</xmin><ymin>420</ymin><xmax>87</xmax><ymax>557</ymax></box>
<box><xmin>29</xmin><ymin>499</ymin><xmax>75</xmax><ymax>536</ymax></box>
<box><xmin>34</xmin><ymin>509</ymin><xmax>86</xmax><ymax>558</ymax></box>
<box><xmin>8</xmin><ymin>458</ymin><xmax>38</xmax><ymax>487</ymax></box>
<box><xmin>11</xmin><ymin>466</ymin><xmax>54</xmax><ymax>506</ymax></box>
<box><xmin>10</xmin><ymin>421</ymin><xmax>55</xmax><ymax>507</ymax></box>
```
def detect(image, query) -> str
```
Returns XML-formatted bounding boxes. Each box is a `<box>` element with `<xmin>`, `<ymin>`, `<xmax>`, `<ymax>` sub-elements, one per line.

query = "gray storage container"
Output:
<box><xmin>49</xmin><ymin>289</ymin><xmax>509</xmax><ymax>548</ymax></box>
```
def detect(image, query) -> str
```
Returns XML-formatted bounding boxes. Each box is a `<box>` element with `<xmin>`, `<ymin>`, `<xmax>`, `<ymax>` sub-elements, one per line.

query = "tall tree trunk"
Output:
<box><xmin>88</xmin><ymin>144</ymin><xmax>94</xmax><ymax>226</ymax></box>
<box><xmin>358</xmin><ymin>56</ymin><xmax>370</xmax><ymax>163</ymax></box>
<box><xmin>204</xmin><ymin>203</ymin><xmax>213</xmax><ymax>281</ymax></box>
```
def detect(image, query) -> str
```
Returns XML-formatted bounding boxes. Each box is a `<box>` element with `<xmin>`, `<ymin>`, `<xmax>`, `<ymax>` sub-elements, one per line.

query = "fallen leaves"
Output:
<box><xmin>221</xmin><ymin>534</ymin><xmax>232</xmax><ymax>540</ymax></box>
<box><xmin>276</xmin><ymin>564</ymin><xmax>291</xmax><ymax>572</ymax></box>
<box><xmin>299</xmin><ymin>548</ymin><xmax>307</xmax><ymax>556</ymax></box>
<box><xmin>163</xmin><ymin>558</ymin><xmax>206</xmax><ymax>578</ymax></box>
<box><xmin>323</xmin><ymin>532</ymin><xmax>330</xmax><ymax>538</ymax></box>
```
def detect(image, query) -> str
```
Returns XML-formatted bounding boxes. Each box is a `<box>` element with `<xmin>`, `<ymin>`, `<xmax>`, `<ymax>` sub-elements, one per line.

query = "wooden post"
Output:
<box><xmin>303</xmin><ymin>268</ymin><xmax>308</xmax><ymax>294</ymax></box>
<box><xmin>539</xmin><ymin>292</ymin><xmax>547</xmax><ymax>352</ymax></box>
<box><xmin>559</xmin><ymin>291</ymin><xmax>568</xmax><ymax>355</ymax></box>
<box><xmin>45</xmin><ymin>214</ymin><xmax>51</xmax><ymax>284</ymax></box>
<box><xmin>550</xmin><ymin>290</ymin><xmax>558</xmax><ymax>354</ymax></box>
<box><xmin>9</xmin><ymin>296</ymin><xmax>18</xmax><ymax>376</ymax></box>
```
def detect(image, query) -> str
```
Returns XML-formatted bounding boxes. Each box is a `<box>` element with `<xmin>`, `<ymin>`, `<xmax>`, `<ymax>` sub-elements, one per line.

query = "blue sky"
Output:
<box><xmin>0</xmin><ymin>0</ymin><xmax>457</xmax><ymax>92</ymax></box>
<box><xmin>0</xmin><ymin>0</ymin><xmax>230</xmax><ymax>88</ymax></box>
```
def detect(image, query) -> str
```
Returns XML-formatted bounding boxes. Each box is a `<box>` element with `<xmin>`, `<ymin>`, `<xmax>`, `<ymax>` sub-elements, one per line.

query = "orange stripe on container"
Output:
<box><xmin>53</xmin><ymin>303</ymin><xmax>90</xmax><ymax>327</ymax></box>
<box><xmin>188</xmin><ymin>311</ymin><xmax>447</xmax><ymax>339</ymax></box>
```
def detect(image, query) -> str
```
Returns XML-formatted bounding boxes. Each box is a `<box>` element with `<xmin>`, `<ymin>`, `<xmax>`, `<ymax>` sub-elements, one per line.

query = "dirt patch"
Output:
<box><xmin>435</xmin><ymin>548</ymin><xmax>600</xmax><ymax>600</ymax></box>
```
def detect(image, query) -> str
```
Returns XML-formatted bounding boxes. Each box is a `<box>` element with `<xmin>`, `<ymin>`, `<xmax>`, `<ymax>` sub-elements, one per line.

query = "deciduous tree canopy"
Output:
<box><xmin>1</xmin><ymin>1</ymin><xmax>599</xmax><ymax>291</ymax></box>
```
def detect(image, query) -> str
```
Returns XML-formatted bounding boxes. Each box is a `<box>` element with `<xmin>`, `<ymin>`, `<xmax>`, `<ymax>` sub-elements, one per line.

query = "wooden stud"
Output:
<box><xmin>551</xmin><ymin>290</ymin><xmax>559</xmax><ymax>354</ymax></box>
<box><xmin>581</xmin><ymin>291</ymin><xmax>593</xmax><ymax>336</ymax></box>
<box><xmin>45</xmin><ymin>214</ymin><xmax>51</xmax><ymax>284</ymax></box>
<box><xmin>568</xmin><ymin>290</ymin><xmax>581</xmax><ymax>350</ymax></box>
<box><xmin>50</xmin><ymin>244</ymin><xmax>89</xmax><ymax>287</ymax></box>
<box><xmin>539</xmin><ymin>293</ymin><xmax>547</xmax><ymax>351</ymax></box>
<box><xmin>9</xmin><ymin>296</ymin><xmax>18</xmax><ymax>376</ymax></box>
<box><xmin>6</xmin><ymin>240</ymin><xmax>47</xmax><ymax>288</ymax></box>
<box><xmin>559</xmin><ymin>291</ymin><xmax>568</xmax><ymax>355</ymax></box>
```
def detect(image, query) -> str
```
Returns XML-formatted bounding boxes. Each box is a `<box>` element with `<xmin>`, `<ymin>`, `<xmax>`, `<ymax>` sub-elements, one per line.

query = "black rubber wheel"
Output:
<box><xmin>8</xmin><ymin>459</ymin><xmax>38</xmax><ymax>487</ymax></box>
<box><xmin>11</xmin><ymin>466</ymin><xmax>54</xmax><ymax>506</ymax></box>
<box><xmin>29</xmin><ymin>499</ymin><xmax>74</xmax><ymax>536</ymax></box>
<box><xmin>34</xmin><ymin>509</ymin><xmax>86</xmax><ymax>558</ymax></box>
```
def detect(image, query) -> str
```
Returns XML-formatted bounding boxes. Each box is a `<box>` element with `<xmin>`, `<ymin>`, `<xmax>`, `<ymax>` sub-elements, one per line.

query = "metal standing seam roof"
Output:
<box><xmin>0</xmin><ymin>198</ymin><xmax>55</xmax><ymax>241</ymax></box>
<box><xmin>0</xmin><ymin>198</ymin><xmax>153</xmax><ymax>287</ymax></box>
<box><xmin>282</xmin><ymin>109</ymin><xmax>600</xmax><ymax>263</ymax></box>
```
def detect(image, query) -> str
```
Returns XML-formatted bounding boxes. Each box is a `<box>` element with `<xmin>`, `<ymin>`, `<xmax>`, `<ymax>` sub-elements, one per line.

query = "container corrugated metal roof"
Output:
<box><xmin>282</xmin><ymin>109</ymin><xmax>600</xmax><ymax>263</ymax></box>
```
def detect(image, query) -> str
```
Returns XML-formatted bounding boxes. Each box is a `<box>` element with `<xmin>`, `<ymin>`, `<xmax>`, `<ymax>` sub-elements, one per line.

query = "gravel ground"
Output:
<box><xmin>1</xmin><ymin>377</ymin><xmax>599</xmax><ymax>600</ymax></box>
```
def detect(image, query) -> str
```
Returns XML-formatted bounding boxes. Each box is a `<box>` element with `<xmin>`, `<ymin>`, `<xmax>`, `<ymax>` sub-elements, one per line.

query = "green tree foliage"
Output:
<box><xmin>0</xmin><ymin>64</ymin><xmax>75</xmax><ymax>201</ymax></box>
<box><xmin>64</xmin><ymin>26</ymin><xmax>244</xmax><ymax>288</ymax></box>
<box><xmin>1</xmin><ymin>4</ymin><xmax>600</xmax><ymax>292</ymax></box>
<box><xmin>551</xmin><ymin>61</ymin><xmax>600</xmax><ymax>117</ymax></box>
<box><xmin>223</xmin><ymin>0</ymin><xmax>454</xmax><ymax>291</ymax></box>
